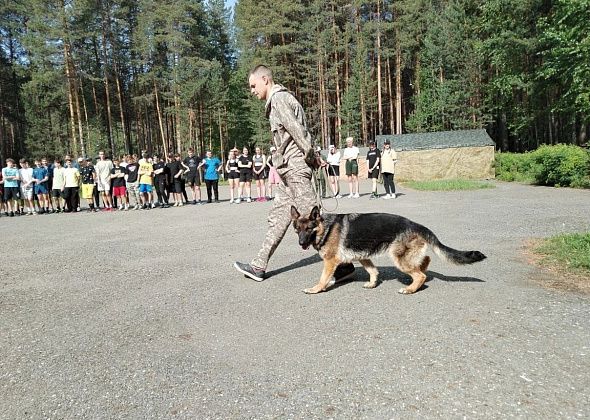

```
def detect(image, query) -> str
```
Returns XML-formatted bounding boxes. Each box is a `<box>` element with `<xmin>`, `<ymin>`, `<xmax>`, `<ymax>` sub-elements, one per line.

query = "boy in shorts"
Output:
<box><xmin>138</xmin><ymin>156</ymin><xmax>154</xmax><ymax>209</ymax></box>
<box><xmin>366</xmin><ymin>141</ymin><xmax>381</xmax><ymax>199</ymax></box>
<box><xmin>51</xmin><ymin>159</ymin><xmax>66</xmax><ymax>212</ymax></box>
<box><xmin>167</xmin><ymin>153</ymin><xmax>184</xmax><ymax>206</ymax></box>
<box><xmin>152</xmin><ymin>154</ymin><xmax>169</xmax><ymax>208</ymax></box>
<box><xmin>110</xmin><ymin>157</ymin><xmax>128</xmax><ymax>210</ymax></box>
<box><xmin>183</xmin><ymin>148</ymin><xmax>202</xmax><ymax>204</ymax></box>
<box><xmin>32</xmin><ymin>159</ymin><xmax>50</xmax><ymax>214</ymax></box>
<box><xmin>0</xmin><ymin>170</ymin><xmax>4</xmax><ymax>216</ymax></box>
<box><xmin>124</xmin><ymin>156</ymin><xmax>141</xmax><ymax>209</ymax></box>
<box><xmin>95</xmin><ymin>150</ymin><xmax>114</xmax><ymax>211</ymax></box>
<box><xmin>2</xmin><ymin>158</ymin><xmax>20</xmax><ymax>216</ymax></box>
<box><xmin>19</xmin><ymin>159</ymin><xmax>36</xmax><ymax>215</ymax></box>
<box><xmin>42</xmin><ymin>157</ymin><xmax>55</xmax><ymax>213</ymax></box>
<box><xmin>80</xmin><ymin>157</ymin><xmax>97</xmax><ymax>211</ymax></box>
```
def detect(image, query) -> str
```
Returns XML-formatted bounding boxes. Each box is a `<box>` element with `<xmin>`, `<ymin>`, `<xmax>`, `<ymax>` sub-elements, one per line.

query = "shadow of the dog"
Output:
<box><xmin>329</xmin><ymin>266</ymin><xmax>485</xmax><ymax>292</ymax></box>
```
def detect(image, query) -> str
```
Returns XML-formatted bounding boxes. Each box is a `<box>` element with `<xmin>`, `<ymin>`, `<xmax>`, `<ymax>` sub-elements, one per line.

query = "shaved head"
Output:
<box><xmin>249</xmin><ymin>65</ymin><xmax>273</xmax><ymax>80</ymax></box>
<box><xmin>248</xmin><ymin>65</ymin><xmax>274</xmax><ymax>101</ymax></box>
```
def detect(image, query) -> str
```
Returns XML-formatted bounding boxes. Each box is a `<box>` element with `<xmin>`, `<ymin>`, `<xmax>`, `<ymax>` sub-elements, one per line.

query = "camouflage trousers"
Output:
<box><xmin>251</xmin><ymin>166</ymin><xmax>318</xmax><ymax>270</ymax></box>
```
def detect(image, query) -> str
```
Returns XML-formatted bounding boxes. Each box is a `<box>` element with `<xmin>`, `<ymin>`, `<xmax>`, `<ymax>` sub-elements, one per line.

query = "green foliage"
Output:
<box><xmin>2</xmin><ymin>0</ymin><xmax>590</xmax><ymax>162</ymax></box>
<box><xmin>530</xmin><ymin>144</ymin><xmax>590</xmax><ymax>188</ymax></box>
<box><xmin>407</xmin><ymin>0</ymin><xmax>487</xmax><ymax>133</ymax></box>
<box><xmin>538</xmin><ymin>0</ymin><xmax>590</xmax><ymax>122</ymax></box>
<box><xmin>536</xmin><ymin>233</ymin><xmax>590</xmax><ymax>273</ymax></box>
<box><xmin>403</xmin><ymin>179</ymin><xmax>495</xmax><ymax>191</ymax></box>
<box><xmin>495</xmin><ymin>152</ymin><xmax>536</xmax><ymax>183</ymax></box>
<box><xmin>496</xmin><ymin>145</ymin><xmax>590</xmax><ymax>187</ymax></box>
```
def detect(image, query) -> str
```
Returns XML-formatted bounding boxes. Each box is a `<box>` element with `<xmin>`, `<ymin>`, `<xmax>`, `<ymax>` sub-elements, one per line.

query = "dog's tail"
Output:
<box><xmin>420</xmin><ymin>226</ymin><xmax>486</xmax><ymax>265</ymax></box>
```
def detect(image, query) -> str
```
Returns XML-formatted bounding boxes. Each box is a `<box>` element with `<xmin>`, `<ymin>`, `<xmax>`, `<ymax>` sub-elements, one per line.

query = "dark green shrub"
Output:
<box><xmin>530</xmin><ymin>144</ymin><xmax>590</xmax><ymax>188</ymax></box>
<box><xmin>496</xmin><ymin>145</ymin><xmax>590</xmax><ymax>188</ymax></box>
<box><xmin>495</xmin><ymin>152</ymin><xmax>535</xmax><ymax>182</ymax></box>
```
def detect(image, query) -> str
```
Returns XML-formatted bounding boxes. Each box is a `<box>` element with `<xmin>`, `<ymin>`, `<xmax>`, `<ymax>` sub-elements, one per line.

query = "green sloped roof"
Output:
<box><xmin>376</xmin><ymin>129</ymin><xmax>495</xmax><ymax>151</ymax></box>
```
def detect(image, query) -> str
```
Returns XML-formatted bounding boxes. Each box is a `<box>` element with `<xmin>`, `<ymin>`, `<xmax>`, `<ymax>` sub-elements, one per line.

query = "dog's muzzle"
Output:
<box><xmin>298</xmin><ymin>232</ymin><xmax>313</xmax><ymax>250</ymax></box>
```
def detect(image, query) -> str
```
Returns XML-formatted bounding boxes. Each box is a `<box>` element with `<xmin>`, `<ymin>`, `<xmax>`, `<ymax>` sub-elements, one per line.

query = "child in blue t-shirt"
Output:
<box><xmin>199</xmin><ymin>150</ymin><xmax>222</xmax><ymax>203</ymax></box>
<box><xmin>2</xmin><ymin>158</ymin><xmax>20</xmax><ymax>216</ymax></box>
<box><xmin>32</xmin><ymin>159</ymin><xmax>50</xmax><ymax>214</ymax></box>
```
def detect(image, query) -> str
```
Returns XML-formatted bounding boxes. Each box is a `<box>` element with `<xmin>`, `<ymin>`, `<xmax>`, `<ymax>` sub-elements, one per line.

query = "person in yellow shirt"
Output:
<box><xmin>138</xmin><ymin>158</ymin><xmax>154</xmax><ymax>209</ymax></box>
<box><xmin>63</xmin><ymin>158</ymin><xmax>81</xmax><ymax>212</ymax></box>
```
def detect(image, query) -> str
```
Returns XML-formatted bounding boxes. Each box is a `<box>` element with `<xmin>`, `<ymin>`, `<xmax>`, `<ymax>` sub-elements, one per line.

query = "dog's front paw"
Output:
<box><xmin>303</xmin><ymin>286</ymin><xmax>322</xmax><ymax>294</ymax></box>
<box><xmin>398</xmin><ymin>287</ymin><xmax>414</xmax><ymax>294</ymax></box>
<box><xmin>363</xmin><ymin>281</ymin><xmax>377</xmax><ymax>289</ymax></box>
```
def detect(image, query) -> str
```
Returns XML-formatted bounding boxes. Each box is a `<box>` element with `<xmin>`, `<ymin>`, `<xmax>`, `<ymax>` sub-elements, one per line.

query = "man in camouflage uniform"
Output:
<box><xmin>234</xmin><ymin>65</ymin><xmax>354</xmax><ymax>283</ymax></box>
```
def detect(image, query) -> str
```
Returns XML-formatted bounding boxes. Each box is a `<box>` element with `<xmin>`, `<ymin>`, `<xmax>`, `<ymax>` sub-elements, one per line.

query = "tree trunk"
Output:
<box><xmin>331</xmin><ymin>3</ymin><xmax>342</xmax><ymax>146</ymax></box>
<box><xmin>188</xmin><ymin>108</ymin><xmax>194</xmax><ymax>150</ymax></box>
<box><xmin>174</xmin><ymin>89</ymin><xmax>181</xmax><ymax>153</ymax></box>
<box><xmin>114</xmin><ymin>72</ymin><xmax>129</xmax><ymax>154</ymax></box>
<box><xmin>63</xmin><ymin>42</ymin><xmax>78</xmax><ymax>155</ymax></box>
<box><xmin>0</xmin><ymin>84</ymin><xmax>6</xmax><ymax>161</ymax></box>
<box><xmin>100</xmin><ymin>0</ymin><xmax>115</xmax><ymax>156</ymax></box>
<box><xmin>79</xmin><ymin>76</ymin><xmax>91</xmax><ymax>151</ymax></box>
<box><xmin>376</xmin><ymin>0</ymin><xmax>383</xmax><ymax>135</ymax></box>
<box><xmin>154</xmin><ymin>80</ymin><xmax>168</xmax><ymax>158</ymax></box>
<box><xmin>218</xmin><ymin>107</ymin><xmax>224</xmax><ymax>165</ymax></box>
<box><xmin>386</xmin><ymin>58</ymin><xmax>395</xmax><ymax>135</ymax></box>
<box><xmin>198</xmin><ymin>101</ymin><xmax>204</xmax><ymax>154</ymax></box>
<box><xmin>395</xmin><ymin>39</ymin><xmax>402</xmax><ymax>135</ymax></box>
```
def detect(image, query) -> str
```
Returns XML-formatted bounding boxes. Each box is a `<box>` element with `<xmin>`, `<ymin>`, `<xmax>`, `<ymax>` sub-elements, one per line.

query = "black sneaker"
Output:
<box><xmin>9</xmin><ymin>211</ymin><xmax>14</xmax><ymax>217</ymax></box>
<box><xmin>332</xmin><ymin>263</ymin><xmax>355</xmax><ymax>284</ymax></box>
<box><xmin>233</xmin><ymin>261</ymin><xmax>265</xmax><ymax>282</ymax></box>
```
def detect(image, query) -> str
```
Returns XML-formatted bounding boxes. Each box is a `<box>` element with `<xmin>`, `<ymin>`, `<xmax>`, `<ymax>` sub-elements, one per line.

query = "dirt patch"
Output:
<box><xmin>522</xmin><ymin>239</ymin><xmax>590</xmax><ymax>295</ymax></box>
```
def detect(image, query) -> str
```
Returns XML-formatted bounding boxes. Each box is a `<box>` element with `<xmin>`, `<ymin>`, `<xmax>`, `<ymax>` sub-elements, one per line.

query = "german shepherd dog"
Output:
<box><xmin>290</xmin><ymin>206</ymin><xmax>486</xmax><ymax>294</ymax></box>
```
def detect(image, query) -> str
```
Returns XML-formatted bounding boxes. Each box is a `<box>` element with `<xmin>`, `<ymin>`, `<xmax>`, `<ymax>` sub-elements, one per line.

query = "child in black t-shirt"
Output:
<box><xmin>111</xmin><ymin>158</ymin><xmax>128</xmax><ymax>210</ymax></box>
<box><xmin>366</xmin><ymin>142</ymin><xmax>381</xmax><ymax>199</ymax></box>
<box><xmin>237</xmin><ymin>147</ymin><xmax>253</xmax><ymax>203</ymax></box>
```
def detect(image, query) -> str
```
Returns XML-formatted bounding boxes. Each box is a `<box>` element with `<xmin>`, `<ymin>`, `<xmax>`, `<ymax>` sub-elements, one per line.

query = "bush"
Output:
<box><xmin>495</xmin><ymin>152</ymin><xmax>536</xmax><ymax>183</ymax></box>
<box><xmin>495</xmin><ymin>145</ymin><xmax>590</xmax><ymax>188</ymax></box>
<box><xmin>530</xmin><ymin>144</ymin><xmax>590</xmax><ymax>188</ymax></box>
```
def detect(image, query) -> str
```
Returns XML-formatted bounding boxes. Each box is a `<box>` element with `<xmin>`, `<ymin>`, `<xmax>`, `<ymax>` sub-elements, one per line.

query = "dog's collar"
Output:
<box><xmin>313</xmin><ymin>214</ymin><xmax>338</xmax><ymax>250</ymax></box>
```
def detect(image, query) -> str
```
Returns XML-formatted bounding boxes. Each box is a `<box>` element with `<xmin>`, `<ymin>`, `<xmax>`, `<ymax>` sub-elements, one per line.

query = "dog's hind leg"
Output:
<box><xmin>359</xmin><ymin>259</ymin><xmax>379</xmax><ymax>289</ymax></box>
<box><xmin>303</xmin><ymin>257</ymin><xmax>339</xmax><ymax>294</ymax></box>
<box><xmin>420</xmin><ymin>255</ymin><xmax>431</xmax><ymax>273</ymax></box>
<box><xmin>390</xmin><ymin>240</ymin><xmax>428</xmax><ymax>294</ymax></box>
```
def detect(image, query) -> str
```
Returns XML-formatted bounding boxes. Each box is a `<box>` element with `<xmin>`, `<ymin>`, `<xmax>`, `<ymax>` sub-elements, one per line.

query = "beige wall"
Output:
<box><xmin>395</xmin><ymin>146</ymin><xmax>495</xmax><ymax>181</ymax></box>
<box><xmin>335</xmin><ymin>146</ymin><xmax>495</xmax><ymax>181</ymax></box>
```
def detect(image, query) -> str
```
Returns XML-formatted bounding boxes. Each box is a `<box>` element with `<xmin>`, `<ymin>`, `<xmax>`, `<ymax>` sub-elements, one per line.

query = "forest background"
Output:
<box><xmin>0</xmin><ymin>0</ymin><xmax>588</xmax><ymax>162</ymax></box>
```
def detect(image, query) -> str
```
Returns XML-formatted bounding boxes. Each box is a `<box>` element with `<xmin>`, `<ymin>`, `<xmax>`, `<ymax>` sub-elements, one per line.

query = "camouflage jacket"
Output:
<box><xmin>265</xmin><ymin>84</ymin><xmax>312</xmax><ymax>175</ymax></box>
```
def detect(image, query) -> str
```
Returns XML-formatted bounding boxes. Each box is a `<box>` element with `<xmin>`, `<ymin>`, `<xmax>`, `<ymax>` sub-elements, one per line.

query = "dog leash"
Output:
<box><xmin>312</xmin><ymin>167</ymin><xmax>338</xmax><ymax>213</ymax></box>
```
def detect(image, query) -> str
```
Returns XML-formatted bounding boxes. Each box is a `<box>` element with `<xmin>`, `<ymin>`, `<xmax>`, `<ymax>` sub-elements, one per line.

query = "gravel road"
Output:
<box><xmin>1</xmin><ymin>181</ymin><xmax>589</xmax><ymax>419</ymax></box>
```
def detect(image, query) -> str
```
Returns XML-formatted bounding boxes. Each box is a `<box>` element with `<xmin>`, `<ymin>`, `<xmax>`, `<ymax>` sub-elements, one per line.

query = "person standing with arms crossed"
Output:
<box><xmin>380</xmin><ymin>139</ymin><xmax>398</xmax><ymax>199</ymax></box>
<box><xmin>233</xmin><ymin>65</ymin><xmax>354</xmax><ymax>283</ymax></box>
<box><xmin>95</xmin><ymin>151</ymin><xmax>114</xmax><ymax>211</ymax></box>
<box><xmin>342</xmin><ymin>137</ymin><xmax>360</xmax><ymax>198</ymax></box>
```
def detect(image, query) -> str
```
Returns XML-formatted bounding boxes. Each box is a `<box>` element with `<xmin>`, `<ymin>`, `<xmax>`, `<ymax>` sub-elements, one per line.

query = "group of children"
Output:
<box><xmin>314</xmin><ymin>137</ymin><xmax>399</xmax><ymax>200</ymax></box>
<box><xmin>0</xmin><ymin>139</ymin><xmax>398</xmax><ymax>217</ymax></box>
<box><xmin>0</xmin><ymin>146</ymin><xmax>283</xmax><ymax>217</ymax></box>
<box><xmin>225</xmin><ymin>146</ymin><xmax>282</xmax><ymax>204</ymax></box>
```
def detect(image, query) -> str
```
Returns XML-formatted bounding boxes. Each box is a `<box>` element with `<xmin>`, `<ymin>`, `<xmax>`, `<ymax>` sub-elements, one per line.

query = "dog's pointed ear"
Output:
<box><xmin>309</xmin><ymin>206</ymin><xmax>321</xmax><ymax>220</ymax></box>
<box><xmin>290</xmin><ymin>205</ymin><xmax>300</xmax><ymax>221</ymax></box>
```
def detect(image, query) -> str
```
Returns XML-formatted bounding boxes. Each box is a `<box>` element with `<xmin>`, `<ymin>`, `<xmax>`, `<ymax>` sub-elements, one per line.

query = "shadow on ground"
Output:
<box><xmin>267</xmin><ymin>256</ymin><xmax>485</xmax><ymax>292</ymax></box>
<box><xmin>329</xmin><ymin>266</ymin><xmax>485</xmax><ymax>292</ymax></box>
